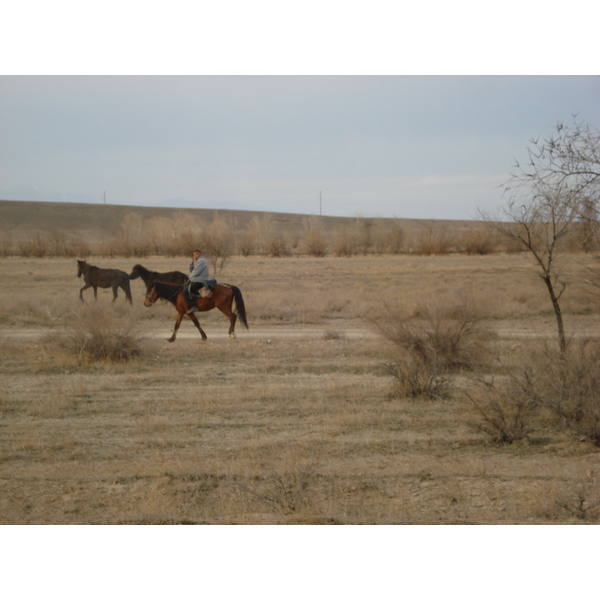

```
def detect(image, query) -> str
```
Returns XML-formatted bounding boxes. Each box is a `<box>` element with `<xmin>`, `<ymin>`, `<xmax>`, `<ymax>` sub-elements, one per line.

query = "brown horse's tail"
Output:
<box><xmin>231</xmin><ymin>285</ymin><xmax>249</xmax><ymax>329</ymax></box>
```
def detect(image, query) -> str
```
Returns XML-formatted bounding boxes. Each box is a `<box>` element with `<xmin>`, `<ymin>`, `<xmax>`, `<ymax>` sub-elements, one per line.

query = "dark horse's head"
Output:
<box><xmin>77</xmin><ymin>259</ymin><xmax>87</xmax><ymax>278</ymax></box>
<box><xmin>129</xmin><ymin>264</ymin><xmax>144</xmax><ymax>280</ymax></box>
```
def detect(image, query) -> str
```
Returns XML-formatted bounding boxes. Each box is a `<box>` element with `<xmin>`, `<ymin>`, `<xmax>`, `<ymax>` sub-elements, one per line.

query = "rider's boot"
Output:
<box><xmin>184</xmin><ymin>288</ymin><xmax>199</xmax><ymax>314</ymax></box>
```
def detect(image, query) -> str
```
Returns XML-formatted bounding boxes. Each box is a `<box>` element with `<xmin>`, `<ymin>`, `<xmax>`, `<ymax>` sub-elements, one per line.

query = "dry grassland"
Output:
<box><xmin>1</xmin><ymin>253</ymin><xmax>600</xmax><ymax>524</ymax></box>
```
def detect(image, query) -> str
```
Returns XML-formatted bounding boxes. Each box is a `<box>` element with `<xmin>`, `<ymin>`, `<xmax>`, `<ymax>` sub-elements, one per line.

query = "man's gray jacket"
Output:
<box><xmin>189</xmin><ymin>257</ymin><xmax>210</xmax><ymax>283</ymax></box>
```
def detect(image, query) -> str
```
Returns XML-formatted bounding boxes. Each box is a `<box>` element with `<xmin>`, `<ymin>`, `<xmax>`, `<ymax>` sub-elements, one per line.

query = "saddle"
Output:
<box><xmin>185</xmin><ymin>279</ymin><xmax>217</xmax><ymax>300</ymax></box>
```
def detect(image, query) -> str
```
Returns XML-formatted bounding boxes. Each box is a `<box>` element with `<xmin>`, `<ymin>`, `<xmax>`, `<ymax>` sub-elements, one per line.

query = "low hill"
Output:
<box><xmin>0</xmin><ymin>199</ymin><xmax>483</xmax><ymax>247</ymax></box>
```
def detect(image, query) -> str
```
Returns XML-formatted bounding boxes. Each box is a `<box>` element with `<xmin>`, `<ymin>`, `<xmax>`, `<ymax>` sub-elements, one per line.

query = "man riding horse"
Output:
<box><xmin>185</xmin><ymin>249</ymin><xmax>215</xmax><ymax>314</ymax></box>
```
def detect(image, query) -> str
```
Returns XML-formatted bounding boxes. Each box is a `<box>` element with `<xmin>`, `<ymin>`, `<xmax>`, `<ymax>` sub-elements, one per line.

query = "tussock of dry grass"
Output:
<box><xmin>48</xmin><ymin>305</ymin><xmax>147</xmax><ymax>363</ymax></box>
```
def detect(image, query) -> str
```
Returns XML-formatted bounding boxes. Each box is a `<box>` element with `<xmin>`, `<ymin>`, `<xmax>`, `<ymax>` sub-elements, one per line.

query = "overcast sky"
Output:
<box><xmin>1</xmin><ymin>75</ymin><xmax>598</xmax><ymax>219</ymax></box>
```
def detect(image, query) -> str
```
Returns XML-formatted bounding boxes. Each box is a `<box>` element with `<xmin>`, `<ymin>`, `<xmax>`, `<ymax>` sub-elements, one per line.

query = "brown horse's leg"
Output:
<box><xmin>216</xmin><ymin>304</ymin><xmax>237</xmax><ymax>338</ymax></box>
<box><xmin>168</xmin><ymin>313</ymin><xmax>184</xmax><ymax>342</ymax></box>
<box><xmin>188</xmin><ymin>313</ymin><xmax>208</xmax><ymax>340</ymax></box>
<box><xmin>93</xmin><ymin>286</ymin><xmax>98</xmax><ymax>300</ymax></box>
<box><xmin>79</xmin><ymin>284</ymin><xmax>91</xmax><ymax>301</ymax></box>
<box><xmin>229</xmin><ymin>313</ymin><xmax>237</xmax><ymax>338</ymax></box>
<box><xmin>111</xmin><ymin>285</ymin><xmax>119</xmax><ymax>302</ymax></box>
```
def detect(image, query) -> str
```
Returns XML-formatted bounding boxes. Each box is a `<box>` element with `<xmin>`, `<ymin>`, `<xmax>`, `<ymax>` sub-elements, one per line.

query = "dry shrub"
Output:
<box><xmin>231</xmin><ymin>450</ymin><xmax>316</xmax><ymax>516</ymax></box>
<box><xmin>65</xmin><ymin>238</ymin><xmax>92</xmax><ymax>258</ymax></box>
<box><xmin>384</xmin><ymin>223</ymin><xmax>405</xmax><ymax>254</ymax></box>
<box><xmin>304</xmin><ymin>230</ymin><xmax>327</xmax><ymax>257</ymax></box>
<box><xmin>19</xmin><ymin>234</ymin><xmax>48</xmax><ymax>258</ymax></box>
<box><xmin>245</xmin><ymin>214</ymin><xmax>274</xmax><ymax>255</ymax></box>
<box><xmin>517</xmin><ymin>340</ymin><xmax>600</xmax><ymax>446</ymax></box>
<box><xmin>204</xmin><ymin>213</ymin><xmax>235</xmax><ymax>273</ymax></box>
<box><xmin>50</xmin><ymin>306</ymin><xmax>146</xmax><ymax>363</ymax></box>
<box><xmin>48</xmin><ymin>230</ymin><xmax>71</xmax><ymax>256</ymax></box>
<box><xmin>461</xmin><ymin>227</ymin><xmax>499</xmax><ymax>255</ymax></box>
<box><xmin>0</xmin><ymin>236</ymin><xmax>12</xmax><ymax>257</ymax></box>
<box><xmin>412</xmin><ymin>226</ymin><xmax>455</xmax><ymax>255</ymax></box>
<box><xmin>266</xmin><ymin>235</ymin><xmax>291</xmax><ymax>257</ymax></box>
<box><xmin>554</xmin><ymin>476</ymin><xmax>600</xmax><ymax>520</ymax></box>
<box><xmin>331</xmin><ymin>226</ymin><xmax>358</xmax><ymax>257</ymax></box>
<box><xmin>470</xmin><ymin>340</ymin><xmax>600</xmax><ymax>446</ymax></box>
<box><xmin>372</xmin><ymin>289</ymin><xmax>495</xmax><ymax>398</ymax></box>
<box><xmin>323</xmin><ymin>329</ymin><xmax>346</xmax><ymax>341</ymax></box>
<box><xmin>465</xmin><ymin>379</ymin><xmax>539</xmax><ymax>444</ymax></box>
<box><xmin>144</xmin><ymin>216</ymin><xmax>177</xmax><ymax>254</ymax></box>
<box><xmin>237</xmin><ymin>232</ymin><xmax>255</xmax><ymax>257</ymax></box>
<box><xmin>405</xmin><ymin>290</ymin><xmax>494</xmax><ymax>371</ymax></box>
<box><xmin>101</xmin><ymin>213</ymin><xmax>152</xmax><ymax>257</ymax></box>
<box><xmin>15</xmin><ymin>231</ymin><xmax>91</xmax><ymax>258</ymax></box>
<box><xmin>382</xmin><ymin>353</ymin><xmax>451</xmax><ymax>400</ymax></box>
<box><xmin>303</xmin><ymin>217</ymin><xmax>328</xmax><ymax>257</ymax></box>
<box><xmin>353</xmin><ymin>217</ymin><xmax>375</xmax><ymax>255</ymax></box>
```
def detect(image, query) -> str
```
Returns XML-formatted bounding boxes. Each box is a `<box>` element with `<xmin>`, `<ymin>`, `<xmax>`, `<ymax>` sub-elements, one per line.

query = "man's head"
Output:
<box><xmin>192</xmin><ymin>249</ymin><xmax>203</xmax><ymax>260</ymax></box>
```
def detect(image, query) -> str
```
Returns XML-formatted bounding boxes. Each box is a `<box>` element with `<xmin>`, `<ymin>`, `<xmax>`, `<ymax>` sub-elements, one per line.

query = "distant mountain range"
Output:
<box><xmin>0</xmin><ymin>187</ymin><xmax>273</xmax><ymax>213</ymax></box>
<box><xmin>1</xmin><ymin>186</ymin><xmax>102</xmax><ymax>205</ymax></box>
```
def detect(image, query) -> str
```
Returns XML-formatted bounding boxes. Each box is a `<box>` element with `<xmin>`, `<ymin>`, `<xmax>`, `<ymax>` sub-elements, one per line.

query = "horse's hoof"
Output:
<box><xmin>229</xmin><ymin>333</ymin><xmax>236</xmax><ymax>339</ymax></box>
<box><xmin>167</xmin><ymin>338</ymin><xmax>176</xmax><ymax>343</ymax></box>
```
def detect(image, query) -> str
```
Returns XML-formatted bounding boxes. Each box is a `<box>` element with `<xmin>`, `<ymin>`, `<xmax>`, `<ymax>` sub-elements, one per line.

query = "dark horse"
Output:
<box><xmin>129</xmin><ymin>263</ymin><xmax>188</xmax><ymax>287</ymax></box>
<box><xmin>143</xmin><ymin>280</ymin><xmax>248</xmax><ymax>341</ymax></box>
<box><xmin>77</xmin><ymin>259</ymin><xmax>132</xmax><ymax>304</ymax></box>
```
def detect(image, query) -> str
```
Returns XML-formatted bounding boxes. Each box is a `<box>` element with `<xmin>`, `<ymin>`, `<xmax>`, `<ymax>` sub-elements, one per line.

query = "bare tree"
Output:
<box><xmin>517</xmin><ymin>118</ymin><xmax>600</xmax><ymax>199</ymax></box>
<box><xmin>484</xmin><ymin>117</ymin><xmax>600</xmax><ymax>352</ymax></box>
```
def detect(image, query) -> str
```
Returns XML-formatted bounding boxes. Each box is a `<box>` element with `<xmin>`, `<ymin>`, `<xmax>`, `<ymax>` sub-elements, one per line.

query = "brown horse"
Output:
<box><xmin>129</xmin><ymin>264</ymin><xmax>188</xmax><ymax>287</ymax></box>
<box><xmin>77</xmin><ymin>259</ymin><xmax>132</xmax><ymax>304</ymax></box>
<box><xmin>143</xmin><ymin>280</ymin><xmax>248</xmax><ymax>341</ymax></box>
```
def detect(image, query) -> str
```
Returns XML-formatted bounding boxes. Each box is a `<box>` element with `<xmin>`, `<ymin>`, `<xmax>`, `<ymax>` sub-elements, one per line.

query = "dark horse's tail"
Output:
<box><xmin>231</xmin><ymin>285</ymin><xmax>249</xmax><ymax>329</ymax></box>
<box><xmin>121</xmin><ymin>275</ymin><xmax>133</xmax><ymax>304</ymax></box>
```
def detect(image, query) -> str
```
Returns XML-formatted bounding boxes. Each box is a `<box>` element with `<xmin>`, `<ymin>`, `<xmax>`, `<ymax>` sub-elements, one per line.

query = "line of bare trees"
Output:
<box><xmin>5</xmin><ymin>210</ymin><xmax>597</xmax><ymax>262</ymax></box>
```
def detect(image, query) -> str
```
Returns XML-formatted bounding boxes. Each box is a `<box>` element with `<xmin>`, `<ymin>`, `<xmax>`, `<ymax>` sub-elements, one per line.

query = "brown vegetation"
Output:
<box><xmin>0</xmin><ymin>199</ymin><xmax>518</xmax><ymax>260</ymax></box>
<box><xmin>1</xmin><ymin>245</ymin><xmax>600</xmax><ymax>524</ymax></box>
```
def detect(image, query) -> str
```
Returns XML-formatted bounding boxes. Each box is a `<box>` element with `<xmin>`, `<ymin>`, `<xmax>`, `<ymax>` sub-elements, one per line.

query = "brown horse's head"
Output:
<box><xmin>77</xmin><ymin>259</ymin><xmax>87</xmax><ymax>278</ymax></box>
<box><xmin>144</xmin><ymin>284</ymin><xmax>159</xmax><ymax>307</ymax></box>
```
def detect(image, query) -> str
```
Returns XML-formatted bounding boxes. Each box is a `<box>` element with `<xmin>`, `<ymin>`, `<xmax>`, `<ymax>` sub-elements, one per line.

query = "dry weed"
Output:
<box><xmin>372</xmin><ymin>288</ymin><xmax>496</xmax><ymax>398</ymax></box>
<box><xmin>412</xmin><ymin>226</ymin><xmax>456</xmax><ymax>255</ymax></box>
<box><xmin>49</xmin><ymin>305</ymin><xmax>147</xmax><ymax>363</ymax></box>
<box><xmin>554</xmin><ymin>469</ymin><xmax>600</xmax><ymax>520</ymax></box>
<box><xmin>464</xmin><ymin>378</ymin><xmax>540</xmax><ymax>444</ymax></box>
<box><xmin>517</xmin><ymin>340</ymin><xmax>600</xmax><ymax>445</ymax></box>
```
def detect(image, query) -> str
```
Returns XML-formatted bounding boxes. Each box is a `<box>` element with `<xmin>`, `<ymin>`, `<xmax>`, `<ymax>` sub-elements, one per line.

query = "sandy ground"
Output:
<box><xmin>3</xmin><ymin>313</ymin><xmax>600</xmax><ymax>342</ymax></box>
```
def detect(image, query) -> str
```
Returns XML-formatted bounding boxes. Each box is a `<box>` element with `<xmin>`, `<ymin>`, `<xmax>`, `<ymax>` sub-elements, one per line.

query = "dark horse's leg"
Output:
<box><xmin>111</xmin><ymin>284</ymin><xmax>119</xmax><ymax>302</ymax></box>
<box><xmin>79</xmin><ymin>284</ymin><xmax>91</xmax><ymax>301</ymax></box>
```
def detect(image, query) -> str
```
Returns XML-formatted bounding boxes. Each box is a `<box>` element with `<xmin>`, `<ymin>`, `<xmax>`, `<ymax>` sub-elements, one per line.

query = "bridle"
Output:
<box><xmin>144</xmin><ymin>282</ymin><xmax>184</xmax><ymax>306</ymax></box>
<box><xmin>144</xmin><ymin>285</ymin><xmax>159</xmax><ymax>307</ymax></box>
